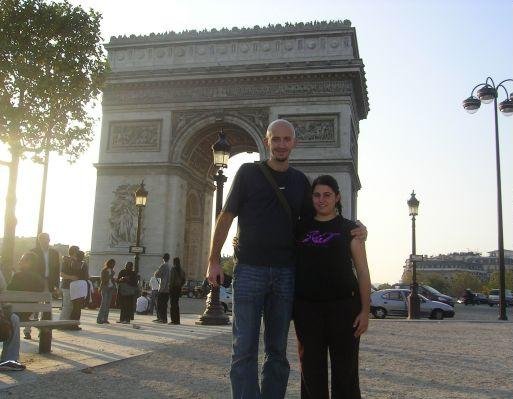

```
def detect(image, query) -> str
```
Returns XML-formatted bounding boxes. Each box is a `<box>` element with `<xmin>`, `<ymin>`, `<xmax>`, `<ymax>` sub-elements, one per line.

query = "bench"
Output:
<box><xmin>0</xmin><ymin>291</ymin><xmax>79</xmax><ymax>354</ymax></box>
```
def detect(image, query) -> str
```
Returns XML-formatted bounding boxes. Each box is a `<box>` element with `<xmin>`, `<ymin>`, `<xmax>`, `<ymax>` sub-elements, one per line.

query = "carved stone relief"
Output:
<box><xmin>103</xmin><ymin>79</ymin><xmax>351</xmax><ymax>106</ymax></box>
<box><xmin>109</xmin><ymin>184</ymin><xmax>143</xmax><ymax>247</ymax></box>
<box><xmin>281</xmin><ymin>114</ymin><xmax>338</xmax><ymax>146</ymax></box>
<box><xmin>107</xmin><ymin>120</ymin><xmax>161</xmax><ymax>152</ymax></box>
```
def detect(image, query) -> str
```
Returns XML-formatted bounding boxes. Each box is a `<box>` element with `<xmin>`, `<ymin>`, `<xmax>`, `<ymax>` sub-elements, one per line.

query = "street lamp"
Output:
<box><xmin>197</xmin><ymin>130</ymin><xmax>231</xmax><ymax>326</ymax></box>
<box><xmin>132</xmin><ymin>181</ymin><xmax>148</xmax><ymax>275</ymax></box>
<box><xmin>407</xmin><ymin>191</ymin><xmax>420</xmax><ymax>319</ymax></box>
<box><xmin>463</xmin><ymin>77</ymin><xmax>512</xmax><ymax>321</ymax></box>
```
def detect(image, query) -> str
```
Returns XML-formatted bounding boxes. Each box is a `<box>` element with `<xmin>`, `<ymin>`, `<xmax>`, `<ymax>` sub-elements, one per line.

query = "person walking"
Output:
<box><xmin>169</xmin><ymin>257</ymin><xmax>186</xmax><ymax>325</ymax></box>
<box><xmin>96</xmin><ymin>259</ymin><xmax>116</xmax><ymax>324</ymax></box>
<box><xmin>154</xmin><ymin>254</ymin><xmax>171</xmax><ymax>323</ymax></box>
<box><xmin>206</xmin><ymin>119</ymin><xmax>367</xmax><ymax>398</ymax></box>
<box><xmin>116</xmin><ymin>262</ymin><xmax>138</xmax><ymax>324</ymax></box>
<box><xmin>293</xmin><ymin>175</ymin><xmax>371</xmax><ymax>399</ymax></box>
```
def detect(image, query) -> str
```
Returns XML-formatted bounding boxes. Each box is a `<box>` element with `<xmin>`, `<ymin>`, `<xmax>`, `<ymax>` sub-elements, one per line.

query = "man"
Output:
<box><xmin>148</xmin><ymin>275</ymin><xmax>160</xmax><ymax>315</ymax></box>
<box><xmin>153</xmin><ymin>253</ymin><xmax>171</xmax><ymax>323</ymax></box>
<box><xmin>206</xmin><ymin>119</ymin><xmax>366</xmax><ymax>399</ymax></box>
<box><xmin>31</xmin><ymin>233</ymin><xmax>60</xmax><ymax>294</ymax></box>
<box><xmin>60</xmin><ymin>246</ymin><xmax>80</xmax><ymax>321</ymax></box>
<box><xmin>135</xmin><ymin>291</ymin><xmax>150</xmax><ymax>315</ymax></box>
<box><xmin>0</xmin><ymin>270</ymin><xmax>26</xmax><ymax>371</ymax></box>
<box><xmin>168</xmin><ymin>257</ymin><xmax>186</xmax><ymax>325</ymax></box>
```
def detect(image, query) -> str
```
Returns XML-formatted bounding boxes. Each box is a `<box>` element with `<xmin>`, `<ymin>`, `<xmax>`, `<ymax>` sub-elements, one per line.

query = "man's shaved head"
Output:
<box><xmin>266</xmin><ymin>119</ymin><xmax>296</xmax><ymax>139</ymax></box>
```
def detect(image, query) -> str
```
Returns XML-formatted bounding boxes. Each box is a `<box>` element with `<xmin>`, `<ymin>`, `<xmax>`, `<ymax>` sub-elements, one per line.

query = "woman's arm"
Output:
<box><xmin>350</xmin><ymin>238</ymin><xmax>371</xmax><ymax>338</ymax></box>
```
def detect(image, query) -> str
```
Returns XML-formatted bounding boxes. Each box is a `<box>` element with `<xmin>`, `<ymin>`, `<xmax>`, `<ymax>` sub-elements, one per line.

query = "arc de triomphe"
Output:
<box><xmin>89</xmin><ymin>20</ymin><xmax>369</xmax><ymax>281</ymax></box>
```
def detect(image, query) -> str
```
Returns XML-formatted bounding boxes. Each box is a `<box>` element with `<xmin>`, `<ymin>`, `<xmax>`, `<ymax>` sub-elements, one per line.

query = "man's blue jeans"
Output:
<box><xmin>230</xmin><ymin>263</ymin><xmax>295</xmax><ymax>399</ymax></box>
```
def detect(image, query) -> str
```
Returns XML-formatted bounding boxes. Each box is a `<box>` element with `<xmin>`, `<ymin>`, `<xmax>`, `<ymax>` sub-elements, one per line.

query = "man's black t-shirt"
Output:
<box><xmin>223</xmin><ymin>162</ymin><xmax>312</xmax><ymax>267</ymax></box>
<box><xmin>295</xmin><ymin>215</ymin><xmax>359</xmax><ymax>302</ymax></box>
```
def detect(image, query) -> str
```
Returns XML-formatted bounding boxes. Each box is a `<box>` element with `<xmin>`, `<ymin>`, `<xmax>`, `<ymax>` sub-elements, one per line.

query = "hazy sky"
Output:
<box><xmin>1</xmin><ymin>0</ymin><xmax>512</xmax><ymax>284</ymax></box>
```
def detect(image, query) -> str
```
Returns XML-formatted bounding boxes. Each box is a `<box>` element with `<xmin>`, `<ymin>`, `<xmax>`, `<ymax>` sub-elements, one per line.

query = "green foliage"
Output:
<box><xmin>221</xmin><ymin>255</ymin><xmax>234</xmax><ymax>277</ymax></box>
<box><xmin>0</xmin><ymin>0</ymin><xmax>108</xmax><ymax>160</ymax></box>
<box><xmin>450</xmin><ymin>272</ymin><xmax>484</xmax><ymax>297</ymax></box>
<box><xmin>484</xmin><ymin>270</ymin><xmax>513</xmax><ymax>293</ymax></box>
<box><xmin>418</xmin><ymin>273</ymin><xmax>452</xmax><ymax>295</ymax></box>
<box><xmin>377</xmin><ymin>283</ymin><xmax>392</xmax><ymax>290</ymax></box>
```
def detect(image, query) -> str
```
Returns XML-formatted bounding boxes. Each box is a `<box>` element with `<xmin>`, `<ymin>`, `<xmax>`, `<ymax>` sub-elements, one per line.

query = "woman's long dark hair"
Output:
<box><xmin>173</xmin><ymin>257</ymin><xmax>182</xmax><ymax>270</ymax></box>
<box><xmin>103</xmin><ymin>258</ymin><xmax>115</xmax><ymax>270</ymax></box>
<box><xmin>311</xmin><ymin>175</ymin><xmax>342</xmax><ymax>216</ymax></box>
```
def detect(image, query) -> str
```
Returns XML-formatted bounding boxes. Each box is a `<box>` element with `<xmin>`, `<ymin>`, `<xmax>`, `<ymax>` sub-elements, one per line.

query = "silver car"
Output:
<box><xmin>370</xmin><ymin>289</ymin><xmax>455</xmax><ymax>320</ymax></box>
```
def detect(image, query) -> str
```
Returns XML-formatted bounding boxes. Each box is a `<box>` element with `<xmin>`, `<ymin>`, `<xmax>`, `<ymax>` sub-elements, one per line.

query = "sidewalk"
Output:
<box><xmin>1</xmin><ymin>308</ymin><xmax>512</xmax><ymax>398</ymax></box>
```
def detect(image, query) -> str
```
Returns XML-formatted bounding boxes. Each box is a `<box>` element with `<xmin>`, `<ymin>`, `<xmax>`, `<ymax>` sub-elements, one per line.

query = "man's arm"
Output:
<box><xmin>350</xmin><ymin>220</ymin><xmax>368</xmax><ymax>241</ymax></box>
<box><xmin>206</xmin><ymin>211</ymin><xmax>235</xmax><ymax>287</ymax></box>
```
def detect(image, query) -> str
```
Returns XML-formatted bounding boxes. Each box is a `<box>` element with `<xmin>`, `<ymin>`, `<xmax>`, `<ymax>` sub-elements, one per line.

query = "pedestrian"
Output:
<box><xmin>7</xmin><ymin>252</ymin><xmax>45</xmax><ymax>340</ymax></box>
<box><xmin>60</xmin><ymin>246</ymin><xmax>80</xmax><ymax>321</ymax></box>
<box><xmin>293</xmin><ymin>175</ymin><xmax>371</xmax><ymax>399</ymax></box>
<box><xmin>96</xmin><ymin>258</ymin><xmax>116</xmax><ymax>324</ymax></box>
<box><xmin>116</xmin><ymin>261</ymin><xmax>138</xmax><ymax>324</ymax></box>
<box><xmin>148</xmin><ymin>275</ymin><xmax>160</xmax><ymax>315</ymax></box>
<box><xmin>206</xmin><ymin>119</ymin><xmax>367</xmax><ymax>398</ymax></box>
<box><xmin>153</xmin><ymin>253</ymin><xmax>171</xmax><ymax>323</ymax></box>
<box><xmin>136</xmin><ymin>291</ymin><xmax>150</xmax><ymax>315</ymax></box>
<box><xmin>68</xmin><ymin>250</ymin><xmax>89</xmax><ymax>330</ymax></box>
<box><xmin>0</xmin><ymin>270</ymin><xmax>26</xmax><ymax>371</ymax></box>
<box><xmin>30</xmin><ymin>232</ymin><xmax>60</xmax><ymax>295</ymax></box>
<box><xmin>169</xmin><ymin>257</ymin><xmax>186</xmax><ymax>324</ymax></box>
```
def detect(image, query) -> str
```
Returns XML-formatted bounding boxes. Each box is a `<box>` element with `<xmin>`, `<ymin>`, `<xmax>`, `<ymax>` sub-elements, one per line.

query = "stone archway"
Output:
<box><xmin>89</xmin><ymin>21</ymin><xmax>369</xmax><ymax>282</ymax></box>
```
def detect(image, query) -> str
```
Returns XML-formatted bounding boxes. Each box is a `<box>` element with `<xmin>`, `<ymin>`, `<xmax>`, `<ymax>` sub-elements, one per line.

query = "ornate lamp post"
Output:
<box><xmin>197</xmin><ymin>130</ymin><xmax>231</xmax><ymax>325</ymax></box>
<box><xmin>131</xmin><ymin>181</ymin><xmax>148</xmax><ymax>275</ymax></box>
<box><xmin>463</xmin><ymin>77</ymin><xmax>512</xmax><ymax>321</ymax></box>
<box><xmin>407</xmin><ymin>191</ymin><xmax>420</xmax><ymax>319</ymax></box>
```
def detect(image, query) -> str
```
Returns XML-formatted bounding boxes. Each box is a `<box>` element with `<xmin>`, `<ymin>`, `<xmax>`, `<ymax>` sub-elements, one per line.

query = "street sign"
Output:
<box><xmin>129</xmin><ymin>245</ymin><xmax>145</xmax><ymax>254</ymax></box>
<box><xmin>410</xmin><ymin>254</ymin><xmax>424</xmax><ymax>262</ymax></box>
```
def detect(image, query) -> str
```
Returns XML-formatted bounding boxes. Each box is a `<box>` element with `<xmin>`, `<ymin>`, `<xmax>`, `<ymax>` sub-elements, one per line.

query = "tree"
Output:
<box><xmin>221</xmin><ymin>255</ymin><xmax>235</xmax><ymax>277</ymax></box>
<box><xmin>377</xmin><ymin>283</ymin><xmax>392</xmax><ymax>290</ymax></box>
<box><xmin>418</xmin><ymin>273</ymin><xmax>451</xmax><ymax>295</ymax></box>
<box><xmin>485</xmin><ymin>270</ymin><xmax>513</xmax><ymax>292</ymax></box>
<box><xmin>450</xmin><ymin>272</ymin><xmax>484</xmax><ymax>297</ymax></box>
<box><xmin>0</xmin><ymin>0</ymin><xmax>108</xmax><ymax>276</ymax></box>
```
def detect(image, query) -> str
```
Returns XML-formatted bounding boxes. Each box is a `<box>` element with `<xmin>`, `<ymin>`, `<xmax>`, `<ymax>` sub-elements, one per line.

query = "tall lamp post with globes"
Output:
<box><xmin>463</xmin><ymin>77</ymin><xmax>513</xmax><ymax>321</ymax></box>
<box><xmin>197</xmin><ymin>130</ymin><xmax>231</xmax><ymax>325</ymax></box>
<box><xmin>130</xmin><ymin>181</ymin><xmax>148</xmax><ymax>275</ymax></box>
<box><xmin>407</xmin><ymin>191</ymin><xmax>421</xmax><ymax>319</ymax></box>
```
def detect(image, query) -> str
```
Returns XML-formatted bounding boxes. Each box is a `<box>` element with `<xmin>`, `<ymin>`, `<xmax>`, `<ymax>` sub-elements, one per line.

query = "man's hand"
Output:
<box><xmin>351</xmin><ymin>220</ymin><xmax>368</xmax><ymax>241</ymax></box>
<box><xmin>206</xmin><ymin>260</ymin><xmax>224</xmax><ymax>287</ymax></box>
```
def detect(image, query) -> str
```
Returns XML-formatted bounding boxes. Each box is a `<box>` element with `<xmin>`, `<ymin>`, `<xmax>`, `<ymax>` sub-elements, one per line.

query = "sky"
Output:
<box><xmin>0</xmin><ymin>0</ymin><xmax>512</xmax><ymax>284</ymax></box>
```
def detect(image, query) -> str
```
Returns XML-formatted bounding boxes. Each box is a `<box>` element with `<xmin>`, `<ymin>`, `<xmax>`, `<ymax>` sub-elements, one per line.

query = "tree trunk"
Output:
<box><xmin>1</xmin><ymin>151</ymin><xmax>20</xmax><ymax>279</ymax></box>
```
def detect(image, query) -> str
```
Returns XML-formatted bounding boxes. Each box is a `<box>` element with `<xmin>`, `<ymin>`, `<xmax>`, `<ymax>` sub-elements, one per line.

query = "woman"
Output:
<box><xmin>67</xmin><ymin>249</ymin><xmax>88</xmax><ymax>330</ymax></box>
<box><xmin>96</xmin><ymin>259</ymin><xmax>116</xmax><ymax>324</ymax></box>
<box><xmin>116</xmin><ymin>262</ymin><xmax>137</xmax><ymax>324</ymax></box>
<box><xmin>294</xmin><ymin>175</ymin><xmax>371</xmax><ymax>399</ymax></box>
<box><xmin>169</xmin><ymin>257</ymin><xmax>186</xmax><ymax>324</ymax></box>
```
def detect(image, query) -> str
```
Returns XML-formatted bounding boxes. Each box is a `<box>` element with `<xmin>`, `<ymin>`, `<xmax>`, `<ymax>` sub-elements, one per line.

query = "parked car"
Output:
<box><xmin>87</xmin><ymin>276</ymin><xmax>118</xmax><ymax>309</ymax></box>
<box><xmin>206</xmin><ymin>285</ymin><xmax>232</xmax><ymax>313</ymax></box>
<box><xmin>181</xmin><ymin>280</ymin><xmax>203</xmax><ymax>298</ymax></box>
<box><xmin>473</xmin><ymin>292</ymin><xmax>488</xmax><ymax>305</ymax></box>
<box><xmin>487</xmin><ymin>289</ymin><xmax>513</xmax><ymax>307</ymax></box>
<box><xmin>370</xmin><ymin>289</ymin><xmax>455</xmax><ymax>320</ymax></box>
<box><xmin>393</xmin><ymin>283</ymin><xmax>455</xmax><ymax>307</ymax></box>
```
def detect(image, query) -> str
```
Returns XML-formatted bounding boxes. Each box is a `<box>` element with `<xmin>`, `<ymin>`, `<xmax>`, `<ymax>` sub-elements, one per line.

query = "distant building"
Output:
<box><xmin>401</xmin><ymin>250</ymin><xmax>513</xmax><ymax>282</ymax></box>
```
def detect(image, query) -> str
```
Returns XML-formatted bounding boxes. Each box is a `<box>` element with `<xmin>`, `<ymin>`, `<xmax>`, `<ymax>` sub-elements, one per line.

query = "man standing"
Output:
<box><xmin>206</xmin><ymin>119</ymin><xmax>366</xmax><ymax>399</ymax></box>
<box><xmin>148</xmin><ymin>275</ymin><xmax>160</xmax><ymax>315</ymax></box>
<box><xmin>153</xmin><ymin>253</ymin><xmax>171</xmax><ymax>323</ymax></box>
<box><xmin>31</xmin><ymin>233</ymin><xmax>60</xmax><ymax>295</ymax></box>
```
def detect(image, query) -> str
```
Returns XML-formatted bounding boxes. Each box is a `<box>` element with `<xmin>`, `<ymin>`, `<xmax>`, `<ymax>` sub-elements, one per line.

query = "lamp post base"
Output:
<box><xmin>196</xmin><ymin>286</ymin><xmax>230</xmax><ymax>325</ymax></box>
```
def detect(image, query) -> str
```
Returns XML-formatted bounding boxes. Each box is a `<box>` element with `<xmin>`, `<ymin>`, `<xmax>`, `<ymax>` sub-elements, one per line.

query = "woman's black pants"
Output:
<box><xmin>293</xmin><ymin>297</ymin><xmax>361</xmax><ymax>399</ymax></box>
<box><xmin>118</xmin><ymin>295</ymin><xmax>134</xmax><ymax>322</ymax></box>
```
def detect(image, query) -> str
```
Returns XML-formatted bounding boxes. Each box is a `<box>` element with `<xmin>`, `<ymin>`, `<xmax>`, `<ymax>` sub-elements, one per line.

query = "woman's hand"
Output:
<box><xmin>353</xmin><ymin>310</ymin><xmax>369</xmax><ymax>338</ymax></box>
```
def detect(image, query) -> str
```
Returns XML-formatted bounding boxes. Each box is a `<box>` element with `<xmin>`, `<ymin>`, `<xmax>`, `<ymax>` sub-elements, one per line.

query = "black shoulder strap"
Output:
<box><xmin>257</xmin><ymin>161</ymin><xmax>292</xmax><ymax>220</ymax></box>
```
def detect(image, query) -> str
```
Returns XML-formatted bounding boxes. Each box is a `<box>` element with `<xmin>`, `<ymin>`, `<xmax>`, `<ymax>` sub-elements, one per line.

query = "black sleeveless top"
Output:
<box><xmin>295</xmin><ymin>215</ymin><xmax>359</xmax><ymax>302</ymax></box>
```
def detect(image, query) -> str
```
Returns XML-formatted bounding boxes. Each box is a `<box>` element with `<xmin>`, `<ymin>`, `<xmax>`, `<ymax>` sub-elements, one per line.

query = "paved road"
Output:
<box><xmin>0</xmin><ymin>298</ymin><xmax>511</xmax><ymax>398</ymax></box>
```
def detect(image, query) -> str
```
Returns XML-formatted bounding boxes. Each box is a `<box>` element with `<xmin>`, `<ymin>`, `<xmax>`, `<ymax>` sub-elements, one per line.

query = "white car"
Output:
<box><xmin>370</xmin><ymin>289</ymin><xmax>455</xmax><ymax>320</ymax></box>
<box><xmin>207</xmin><ymin>285</ymin><xmax>232</xmax><ymax>313</ymax></box>
<box><xmin>487</xmin><ymin>289</ymin><xmax>513</xmax><ymax>306</ymax></box>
